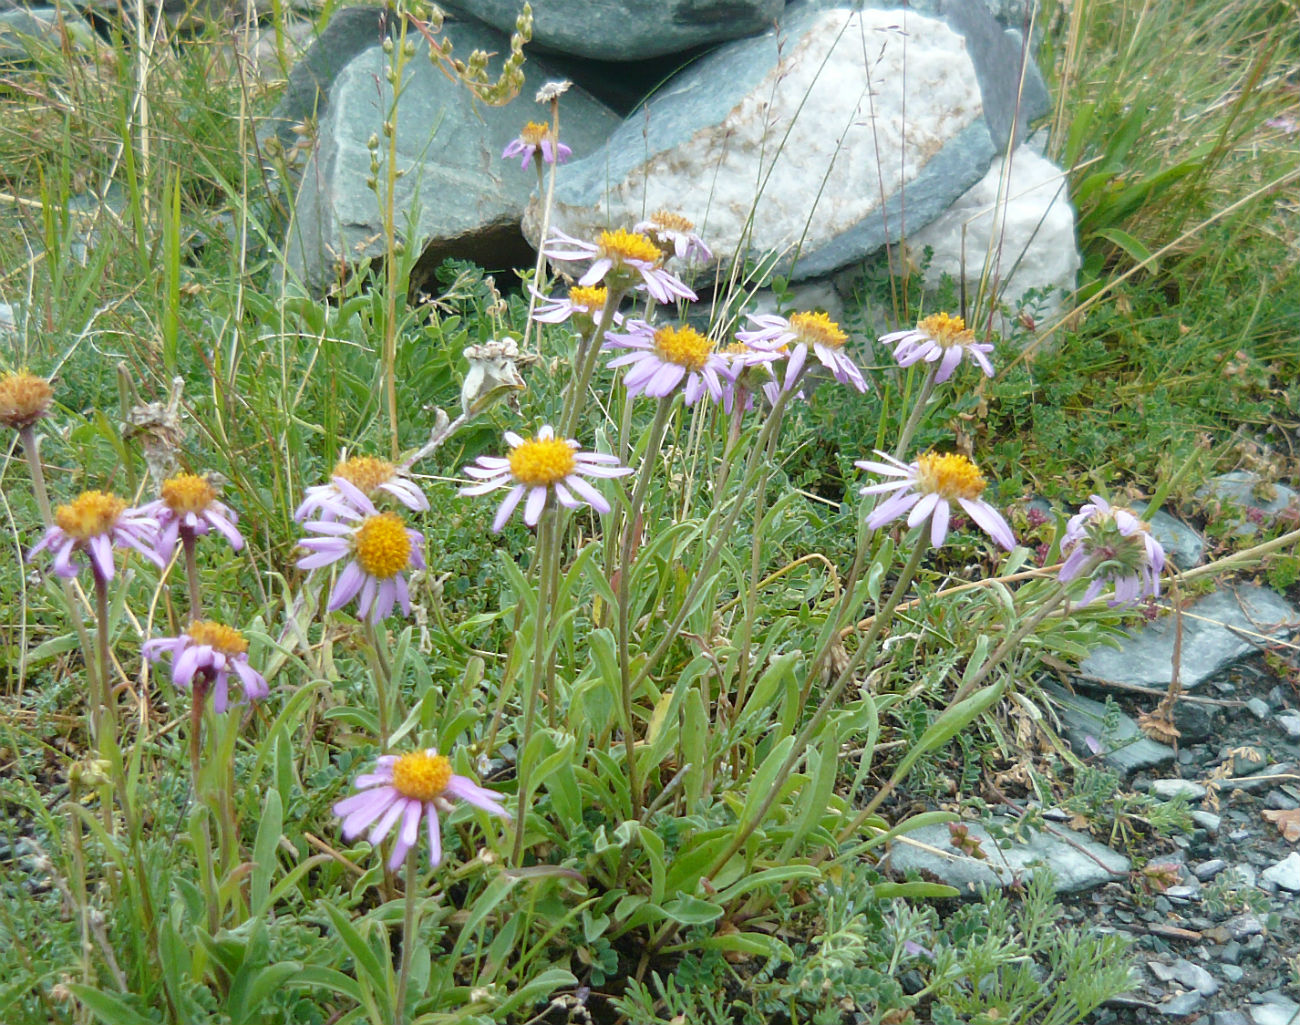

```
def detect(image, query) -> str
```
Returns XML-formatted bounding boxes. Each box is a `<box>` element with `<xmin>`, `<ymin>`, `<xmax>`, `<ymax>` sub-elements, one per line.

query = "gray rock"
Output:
<box><xmin>1044</xmin><ymin>682</ymin><xmax>1175</xmax><ymax>775</ymax></box>
<box><xmin>1230</xmin><ymin>763</ymin><xmax>1293</xmax><ymax>794</ymax></box>
<box><xmin>886</xmin><ymin>818</ymin><xmax>1129</xmax><ymax>896</ymax></box>
<box><xmin>1159</xmin><ymin>991</ymin><xmax>1205</xmax><ymax>1017</ymax></box>
<box><xmin>907</xmin><ymin>145</ymin><xmax>1078</xmax><ymax>328</ymax></box>
<box><xmin>1248</xmin><ymin>697</ymin><xmax>1273</xmax><ymax>719</ymax></box>
<box><xmin>281</xmin><ymin>12</ymin><xmax>621</xmax><ymax>293</ymax></box>
<box><xmin>1276</xmin><ymin>712</ymin><xmax>1300</xmax><ymax>738</ymax></box>
<box><xmin>0</xmin><ymin>4</ymin><xmax>96</xmax><ymax>61</ymax></box>
<box><xmin>1193</xmin><ymin>858</ymin><xmax>1227</xmax><ymax>881</ymax></box>
<box><xmin>1198</xmin><ymin>471</ymin><xmax>1299</xmax><ymax>537</ymax></box>
<box><xmin>1223</xmin><ymin>912</ymin><xmax>1264</xmax><ymax>940</ymax></box>
<box><xmin>1251</xmin><ymin>1000</ymin><xmax>1300</xmax><ymax>1025</ymax></box>
<box><xmin>1079</xmin><ymin>586</ymin><xmax>1298</xmax><ymax>691</ymax></box>
<box><xmin>1171</xmin><ymin>958</ymin><xmax>1219</xmax><ymax>996</ymax></box>
<box><xmin>440</xmin><ymin>0</ymin><xmax>784</xmax><ymax>60</ymax></box>
<box><xmin>535</xmin><ymin>3</ymin><xmax>1038</xmax><ymax>284</ymax></box>
<box><xmin>1149</xmin><ymin>779</ymin><xmax>1207</xmax><ymax>800</ymax></box>
<box><xmin>1137</xmin><ymin>504</ymin><xmax>1206</xmax><ymax>571</ymax></box>
<box><xmin>1265</xmin><ymin>789</ymin><xmax>1299</xmax><ymax>811</ymax></box>
<box><xmin>1218</xmin><ymin>967</ymin><xmax>1245</xmax><ymax>986</ymax></box>
<box><xmin>1261</xmin><ymin>852</ymin><xmax>1300</xmax><ymax>892</ymax></box>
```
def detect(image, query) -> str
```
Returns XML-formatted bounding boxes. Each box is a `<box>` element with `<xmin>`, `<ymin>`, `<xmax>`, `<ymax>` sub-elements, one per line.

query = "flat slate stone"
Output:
<box><xmin>1044</xmin><ymin>681</ymin><xmax>1175</xmax><ymax>775</ymax></box>
<box><xmin>438</xmin><ymin>0</ymin><xmax>785</xmax><ymax>61</ymax></box>
<box><xmin>535</xmin><ymin>5</ymin><xmax>1000</xmax><ymax>284</ymax></box>
<box><xmin>1197</xmin><ymin>471</ymin><xmax>1299</xmax><ymax>539</ymax></box>
<box><xmin>1137</xmin><ymin>504</ymin><xmax>1206</xmax><ymax>571</ymax></box>
<box><xmin>1079</xmin><ymin>586</ymin><xmax>1297</xmax><ymax>691</ymax></box>
<box><xmin>886</xmin><ymin>817</ymin><xmax>1130</xmax><ymax>895</ymax></box>
<box><xmin>282</xmin><ymin>12</ymin><xmax>621</xmax><ymax>294</ymax></box>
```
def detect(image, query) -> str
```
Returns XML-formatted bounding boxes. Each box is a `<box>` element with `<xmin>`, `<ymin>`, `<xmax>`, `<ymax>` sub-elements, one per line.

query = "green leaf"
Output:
<box><xmin>692</xmin><ymin>931</ymin><xmax>794</xmax><ymax>960</ymax></box>
<box><xmin>250</xmin><ymin>788</ymin><xmax>283</xmax><ymax>917</ymax></box>
<box><xmin>66</xmin><ymin>985</ymin><xmax>157</xmax><ymax>1025</ymax></box>
<box><xmin>873</xmin><ymin>881</ymin><xmax>960</xmax><ymax>900</ymax></box>
<box><xmin>740</xmin><ymin>734</ymin><xmax>796</xmax><ymax>832</ymax></box>
<box><xmin>320</xmin><ymin>901</ymin><xmax>391</xmax><ymax>1013</ymax></box>
<box><xmin>659</xmin><ymin>895</ymin><xmax>724</xmax><ymax>925</ymax></box>
<box><xmin>1091</xmin><ymin>226</ymin><xmax>1157</xmax><ymax>271</ymax></box>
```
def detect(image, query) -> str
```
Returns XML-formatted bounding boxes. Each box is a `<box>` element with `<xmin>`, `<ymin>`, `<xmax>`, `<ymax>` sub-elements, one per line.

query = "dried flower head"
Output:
<box><xmin>0</xmin><ymin>370</ymin><xmax>53</xmax><ymax>430</ymax></box>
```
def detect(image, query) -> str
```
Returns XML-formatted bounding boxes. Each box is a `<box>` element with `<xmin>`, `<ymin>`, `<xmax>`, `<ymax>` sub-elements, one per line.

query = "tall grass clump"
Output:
<box><xmin>0</xmin><ymin>1</ymin><xmax>1296</xmax><ymax>1023</ymax></box>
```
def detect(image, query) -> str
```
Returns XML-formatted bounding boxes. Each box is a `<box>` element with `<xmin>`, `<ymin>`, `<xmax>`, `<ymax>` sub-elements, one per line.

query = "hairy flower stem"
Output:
<box><xmin>520</xmin><ymin>102</ymin><xmax>562</xmax><ymax>355</ymax></box>
<box><xmin>181</xmin><ymin>531</ymin><xmax>203</xmax><ymax>620</ymax></box>
<box><xmin>617</xmin><ymin>397</ymin><xmax>674</xmax><ymax>818</ymax></box>
<box><xmin>629</xmin><ymin>389</ymin><xmax>792</xmax><ymax>698</ymax></box>
<box><xmin>893</xmin><ymin>368</ymin><xmax>936</xmax><ymax>460</ymax></box>
<box><xmin>92</xmin><ymin>567</ymin><xmax>117</xmax><ymax>747</ymax></box>
<box><xmin>512</xmin><ymin>507</ymin><xmax>558</xmax><ymax>866</ymax></box>
<box><xmin>363</xmin><ymin>620</ymin><xmax>395</xmax><ymax>750</ymax></box>
<box><xmin>703</xmin><ymin>541</ymin><xmax>929</xmax><ymax>882</ymax></box>
<box><xmin>395</xmin><ymin>850</ymin><xmax>420</xmax><ymax>1024</ymax></box>
<box><xmin>18</xmin><ymin>425</ymin><xmax>102</xmax><ymax>723</ymax></box>
<box><xmin>559</xmin><ymin>287</ymin><xmax>624</xmax><ymax>439</ymax></box>
<box><xmin>189</xmin><ymin>674</ymin><xmax>221</xmax><ymax>934</ymax></box>
<box><xmin>380</xmin><ymin>17</ymin><xmax>412</xmax><ymax>461</ymax></box>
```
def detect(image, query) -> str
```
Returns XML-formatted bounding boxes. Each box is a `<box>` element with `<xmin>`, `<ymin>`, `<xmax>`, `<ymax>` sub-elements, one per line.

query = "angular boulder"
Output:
<box><xmin>438</xmin><ymin>0</ymin><xmax>786</xmax><ymax>61</ymax></box>
<box><xmin>530</xmin><ymin>2</ymin><xmax>1047</xmax><ymax>284</ymax></box>
<box><xmin>281</xmin><ymin>10</ymin><xmax>621</xmax><ymax>294</ymax></box>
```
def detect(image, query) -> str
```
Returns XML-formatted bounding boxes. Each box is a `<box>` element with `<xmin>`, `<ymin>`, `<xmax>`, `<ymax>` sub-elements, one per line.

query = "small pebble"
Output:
<box><xmin>1192</xmin><ymin>811</ymin><xmax>1222</xmax><ymax>834</ymax></box>
<box><xmin>1151</xmin><ymin>779</ymin><xmax>1208</xmax><ymax>800</ymax></box>
<box><xmin>1212</xmin><ymin>1013</ymin><xmax>1248</xmax><ymax>1025</ymax></box>
<box><xmin>1194</xmin><ymin>858</ymin><xmax>1227</xmax><ymax>881</ymax></box>
<box><xmin>1247</xmin><ymin>697</ymin><xmax>1271</xmax><ymax>719</ymax></box>
<box><xmin>1160</xmin><ymin>991</ymin><xmax>1205</xmax><ymax>1016</ymax></box>
<box><xmin>1171</xmin><ymin>958</ymin><xmax>1219</xmax><ymax>995</ymax></box>
<box><xmin>1220</xmin><ymin>964</ymin><xmax>1244</xmax><ymax>983</ymax></box>
<box><xmin>1261</xmin><ymin>851</ymin><xmax>1300</xmax><ymax>892</ymax></box>
<box><xmin>1276</xmin><ymin>711</ymin><xmax>1300</xmax><ymax>738</ymax></box>
<box><xmin>1224</xmin><ymin>913</ymin><xmax>1264</xmax><ymax>940</ymax></box>
<box><xmin>1264</xmin><ymin>789</ymin><xmax>1299</xmax><ymax>810</ymax></box>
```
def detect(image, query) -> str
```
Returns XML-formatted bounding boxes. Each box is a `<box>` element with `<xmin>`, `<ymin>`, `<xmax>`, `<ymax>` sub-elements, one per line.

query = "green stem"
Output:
<box><xmin>363</xmin><ymin>620</ymin><xmax>394</xmax><ymax>750</ymax></box>
<box><xmin>703</xmin><ymin>540</ymin><xmax>929</xmax><ymax>881</ymax></box>
<box><xmin>559</xmin><ymin>287</ymin><xmax>625</xmax><ymax>439</ymax></box>
<box><xmin>893</xmin><ymin>368</ymin><xmax>935</xmax><ymax>459</ymax></box>
<box><xmin>181</xmin><ymin>530</ymin><xmax>203</xmax><ymax>621</ymax></box>
<box><xmin>512</xmin><ymin>508</ymin><xmax>558</xmax><ymax>865</ymax></box>
<box><xmin>395</xmin><ymin>850</ymin><xmax>420</xmax><ymax>1024</ymax></box>
<box><xmin>190</xmin><ymin>674</ymin><xmax>221</xmax><ymax>935</ymax></box>
<box><xmin>617</xmin><ymin>397</ymin><xmax>674</xmax><ymax>818</ymax></box>
<box><xmin>93</xmin><ymin>567</ymin><xmax>117</xmax><ymax>746</ymax></box>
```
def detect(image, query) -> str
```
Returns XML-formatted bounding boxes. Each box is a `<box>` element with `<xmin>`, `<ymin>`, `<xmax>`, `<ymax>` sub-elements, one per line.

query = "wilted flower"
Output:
<box><xmin>736</xmin><ymin>311</ymin><xmax>868</xmax><ymax>393</ymax></box>
<box><xmin>632</xmin><ymin>210</ymin><xmax>712</xmax><ymax>266</ymax></box>
<box><xmin>295</xmin><ymin>457</ymin><xmax>430</xmax><ymax>522</ymax></box>
<box><xmin>502</xmin><ymin>120</ymin><xmax>571</xmax><ymax>168</ymax></box>
<box><xmin>542</xmin><ymin>228</ymin><xmax>697</xmax><ymax>305</ymax></box>
<box><xmin>857</xmin><ymin>451</ymin><xmax>1015</xmax><ymax>550</ymax></box>
<box><xmin>29</xmin><ymin>491</ymin><xmax>163</xmax><ymax>580</ymax></box>
<box><xmin>334</xmin><ymin>748</ymin><xmax>509</xmax><ymax>869</ymax></box>
<box><xmin>718</xmin><ymin>341</ymin><xmax>785</xmax><ymax>414</ymax></box>
<box><xmin>879</xmin><ymin>313</ymin><xmax>994</xmax><ymax>383</ymax></box>
<box><xmin>297</xmin><ymin>479</ymin><xmax>426</xmax><ymax>623</ymax></box>
<box><xmin>137</xmin><ymin>473</ymin><xmax>243</xmax><ymax>562</ymax></box>
<box><xmin>460</xmin><ymin>338</ymin><xmax>527</xmax><ymax>417</ymax></box>
<box><xmin>143</xmin><ymin>620</ymin><xmax>268</xmax><ymax>711</ymax></box>
<box><xmin>604</xmin><ymin>320</ymin><xmax>732</xmax><ymax>405</ymax></box>
<box><xmin>1058</xmin><ymin>494</ymin><xmax>1165</xmax><ymax>606</ymax></box>
<box><xmin>460</xmin><ymin>425</ymin><xmax>631</xmax><ymax>532</ymax></box>
<box><xmin>0</xmin><ymin>370</ymin><xmax>53</xmax><ymax>430</ymax></box>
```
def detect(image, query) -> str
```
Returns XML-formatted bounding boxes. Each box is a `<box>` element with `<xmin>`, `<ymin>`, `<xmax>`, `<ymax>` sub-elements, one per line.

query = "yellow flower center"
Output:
<box><xmin>161</xmin><ymin>474</ymin><xmax>216</xmax><ymax>515</ymax></box>
<box><xmin>55</xmin><ymin>491</ymin><xmax>126</xmax><ymax>540</ymax></box>
<box><xmin>509</xmin><ymin>436</ymin><xmax>576</xmax><ymax>487</ymax></box>
<box><xmin>186</xmin><ymin>620</ymin><xmax>248</xmax><ymax>655</ymax></box>
<box><xmin>648</xmin><ymin>210</ymin><xmax>695</xmax><ymax>233</ymax></box>
<box><xmin>333</xmin><ymin>456</ymin><xmax>396</xmax><ymax>496</ymax></box>
<box><xmin>0</xmin><ymin>371</ymin><xmax>54</xmax><ymax>429</ymax></box>
<box><xmin>918</xmin><ymin>312</ymin><xmax>974</xmax><ymax>348</ymax></box>
<box><xmin>597</xmin><ymin>229</ymin><xmax>662</xmax><ymax>267</ymax></box>
<box><xmin>722</xmin><ymin>341</ymin><xmax>752</xmax><ymax>356</ymax></box>
<box><xmin>391</xmin><ymin>751</ymin><xmax>453</xmax><ymax>802</ymax></box>
<box><xmin>915</xmin><ymin>452</ymin><xmax>987</xmax><ymax>501</ymax></box>
<box><xmin>567</xmin><ymin>286</ymin><xmax>607</xmax><ymax>313</ymax></box>
<box><xmin>789</xmin><ymin>311</ymin><xmax>847</xmax><ymax>350</ymax></box>
<box><xmin>353</xmin><ymin>513</ymin><xmax>412</xmax><ymax>580</ymax></box>
<box><xmin>520</xmin><ymin>121</ymin><xmax>550</xmax><ymax>145</ymax></box>
<box><xmin>653</xmin><ymin>325</ymin><xmax>712</xmax><ymax>372</ymax></box>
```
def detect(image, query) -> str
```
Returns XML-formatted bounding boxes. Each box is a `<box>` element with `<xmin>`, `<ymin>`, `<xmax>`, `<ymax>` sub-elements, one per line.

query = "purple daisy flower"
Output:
<box><xmin>295</xmin><ymin>456</ymin><xmax>429</xmax><ymax>523</ymax></box>
<box><xmin>334</xmin><ymin>748</ymin><xmax>509</xmax><ymax>870</ymax></box>
<box><xmin>460</xmin><ymin>425</ymin><xmax>632</xmax><ymax>533</ymax></box>
<box><xmin>29</xmin><ymin>490</ymin><xmax>163</xmax><ymax>581</ymax></box>
<box><xmin>604</xmin><ymin>320</ymin><xmax>732</xmax><ymax>406</ymax></box>
<box><xmin>136</xmin><ymin>473</ymin><xmax>243</xmax><ymax>562</ymax></box>
<box><xmin>297</xmin><ymin>478</ymin><xmax>426</xmax><ymax>623</ymax></box>
<box><xmin>879</xmin><ymin>312</ymin><xmax>995</xmax><ymax>383</ymax></box>
<box><xmin>528</xmin><ymin>282</ymin><xmax>622</xmax><ymax>331</ymax></box>
<box><xmin>735</xmin><ymin>310</ymin><xmax>868</xmax><ymax>394</ymax></box>
<box><xmin>857</xmin><ymin>450</ymin><xmax>1015</xmax><ymax>550</ymax></box>
<box><xmin>502</xmin><ymin>121</ymin><xmax>572</xmax><ymax>169</ymax></box>
<box><xmin>632</xmin><ymin>210</ymin><xmax>713</xmax><ymax>267</ymax></box>
<box><xmin>542</xmin><ymin>228</ymin><xmax>697</xmax><ymax>305</ymax></box>
<box><xmin>143</xmin><ymin>620</ymin><xmax>268</xmax><ymax>712</ymax></box>
<box><xmin>1058</xmin><ymin>494</ymin><xmax>1166</xmax><ymax>606</ymax></box>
